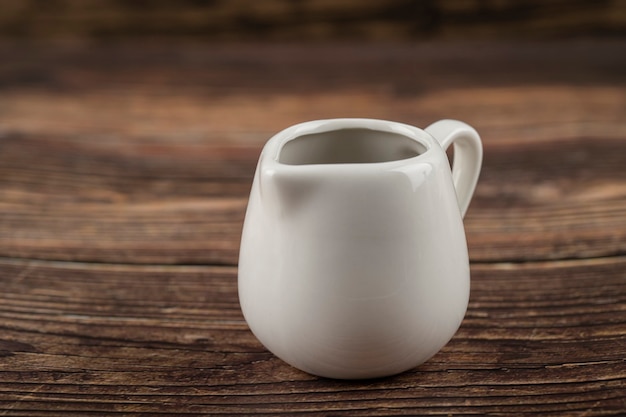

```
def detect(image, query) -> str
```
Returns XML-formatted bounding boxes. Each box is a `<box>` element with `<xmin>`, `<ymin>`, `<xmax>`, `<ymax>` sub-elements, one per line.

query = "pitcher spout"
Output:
<box><xmin>260</xmin><ymin>166</ymin><xmax>320</xmax><ymax>217</ymax></box>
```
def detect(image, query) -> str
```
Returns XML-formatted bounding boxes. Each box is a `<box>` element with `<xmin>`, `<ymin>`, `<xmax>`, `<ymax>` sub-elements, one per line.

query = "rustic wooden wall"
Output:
<box><xmin>0</xmin><ymin>0</ymin><xmax>624</xmax><ymax>41</ymax></box>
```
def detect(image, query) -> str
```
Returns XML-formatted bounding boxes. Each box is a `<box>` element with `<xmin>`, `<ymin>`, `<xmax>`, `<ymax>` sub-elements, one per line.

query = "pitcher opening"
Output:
<box><xmin>278</xmin><ymin>128</ymin><xmax>426</xmax><ymax>165</ymax></box>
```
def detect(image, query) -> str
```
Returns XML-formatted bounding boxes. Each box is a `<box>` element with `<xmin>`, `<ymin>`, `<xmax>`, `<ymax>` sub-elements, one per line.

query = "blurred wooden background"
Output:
<box><xmin>1</xmin><ymin>0</ymin><xmax>625</xmax><ymax>41</ymax></box>
<box><xmin>1</xmin><ymin>1</ymin><xmax>626</xmax><ymax>415</ymax></box>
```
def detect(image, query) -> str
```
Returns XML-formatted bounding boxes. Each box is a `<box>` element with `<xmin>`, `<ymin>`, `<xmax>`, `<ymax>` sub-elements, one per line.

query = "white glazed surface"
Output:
<box><xmin>238</xmin><ymin>119</ymin><xmax>482</xmax><ymax>379</ymax></box>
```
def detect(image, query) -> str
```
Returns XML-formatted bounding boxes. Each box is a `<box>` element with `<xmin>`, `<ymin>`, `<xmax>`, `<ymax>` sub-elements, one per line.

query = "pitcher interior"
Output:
<box><xmin>279</xmin><ymin>128</ymin><xmax>426</xmax><ymax>165</ymax></box>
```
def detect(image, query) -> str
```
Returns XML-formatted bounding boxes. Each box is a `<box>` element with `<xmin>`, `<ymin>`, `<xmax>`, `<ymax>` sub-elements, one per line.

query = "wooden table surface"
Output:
<box><xmin>1</xmin><ymin>40</ymin><xmax>625</xmax><ymax>415</ymax></box>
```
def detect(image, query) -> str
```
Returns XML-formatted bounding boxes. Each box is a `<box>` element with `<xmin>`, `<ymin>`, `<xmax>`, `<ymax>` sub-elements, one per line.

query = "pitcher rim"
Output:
<box><xmin>264</xmin><ymin>118</ymin><xmax>435</xmax><ymax>169</ymax></box>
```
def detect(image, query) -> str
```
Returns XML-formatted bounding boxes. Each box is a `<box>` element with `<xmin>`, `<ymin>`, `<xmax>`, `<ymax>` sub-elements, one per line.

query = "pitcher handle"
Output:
<box><xmin>425</xmin><ymin>120</ymin><xmax>483</xmax><ymax>218</ymax></box>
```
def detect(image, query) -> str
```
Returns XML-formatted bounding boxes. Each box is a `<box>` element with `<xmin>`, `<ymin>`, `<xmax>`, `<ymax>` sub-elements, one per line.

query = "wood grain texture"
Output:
<box><xmin>0</xmin><ymin>41</ymin><xmax>625</xmax><ymax>415</ymax></box>
<box><xmin>1</xmin><ymin>257</ymin><xmax>624</xmax><ymax>414</ymax></box>
<box><xmin>1</xmin><ymin>41</ymin><xmax>625</xmax><ymax>265</ymax></box>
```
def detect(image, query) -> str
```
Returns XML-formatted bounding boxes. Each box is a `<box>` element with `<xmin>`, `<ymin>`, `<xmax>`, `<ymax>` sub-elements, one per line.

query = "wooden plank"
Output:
<box><xmin>1</xmin><ymin>42</ymin><xmax>624</xmax><ymax>145</ymax></box>
<box><xmin>1</xmin><ymin>41</ymin><xmax>624</xmax><ymax>96</ymax></box>
<box><xmin>467</xmin><ymin>136</ymin><xmax>626</xmax><ymax>261</ymax></box>
<box><xmin>0</xmin><ymin>0</ymin><xmax>623</xmax><ymax>41</ymax></box>
<box><xmin>1</xmin><ymin>42</ymin><xmax>625</xmax><ymax>264</ymax></box>
<box><xmin>0</xmin><ymin>256</ymin><xmax>624</xmax><ymax>414</ymax></box>
<box><xmin>1</xmin><ymin>133</ymin><xmax>625</xmax><ymax>264</ymax></box>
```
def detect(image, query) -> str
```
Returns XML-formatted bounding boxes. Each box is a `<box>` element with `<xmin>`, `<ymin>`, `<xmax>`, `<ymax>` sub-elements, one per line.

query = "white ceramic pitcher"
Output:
<box><xmin>238</xmin><ymin>118</ymin><xmax>482</xmax><ymax>379</ymax></box>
